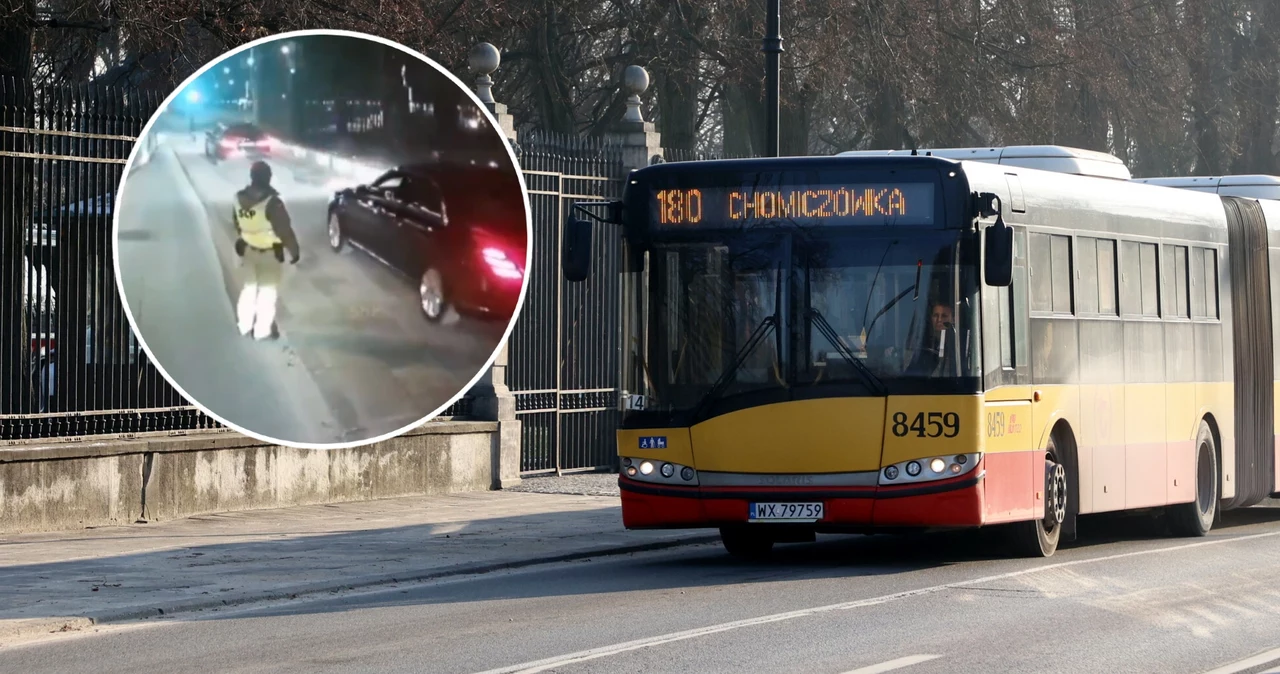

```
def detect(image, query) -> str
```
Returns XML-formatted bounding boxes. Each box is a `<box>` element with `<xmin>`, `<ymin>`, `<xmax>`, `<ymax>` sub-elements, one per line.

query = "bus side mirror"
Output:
<box><xmin>984</xmin><ymin>216</ymin><xmax>1014</xmax><ymax>287</ymax></box>
<box><xmin>563</xmin><ymin>216</ymin><xmax>593</xmax><ymax>283</ymax></box>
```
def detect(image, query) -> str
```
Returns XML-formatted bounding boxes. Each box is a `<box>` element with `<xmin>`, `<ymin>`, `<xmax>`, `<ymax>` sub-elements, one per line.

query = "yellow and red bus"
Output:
<box><xmin>560</xmin><ymin>146</ymin><xmax>1279</xmax><ymax>558</ymax></box>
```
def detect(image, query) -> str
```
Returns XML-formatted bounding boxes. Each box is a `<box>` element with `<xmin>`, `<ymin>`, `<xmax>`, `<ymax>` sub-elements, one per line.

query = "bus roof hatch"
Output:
<box><xmin>1132</xmin><ymin>175</ymin><xmax>1280</xmax><ymax>202</ymax></box>
<box><xmin>836</xmin><ymin>145</ymin><xmax>1132</xmax><ymax>181</ymax></box>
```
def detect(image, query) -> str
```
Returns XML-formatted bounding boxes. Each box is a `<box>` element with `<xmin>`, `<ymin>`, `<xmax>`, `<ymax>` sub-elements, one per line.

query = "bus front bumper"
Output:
<box><xmin>618</xmin><ymin>467</ymin><xmax>986</xmax><ymax>530</ymax></box>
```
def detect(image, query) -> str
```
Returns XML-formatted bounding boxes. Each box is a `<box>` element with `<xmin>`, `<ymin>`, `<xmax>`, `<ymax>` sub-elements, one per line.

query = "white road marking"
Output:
<box><xmin>472</xmin><ymin>530</ymin><xmax>1280</xmax><ymax>674</ymax></box>
<box><xmin>1200</xmin><ymin>645</ymin><xmax>1280</xmax><ymax>674</ymax></box>
<box><xmin>840</xmin><ymin>654</ymin><xmax>941</xmax><ymax>674</ymax></box>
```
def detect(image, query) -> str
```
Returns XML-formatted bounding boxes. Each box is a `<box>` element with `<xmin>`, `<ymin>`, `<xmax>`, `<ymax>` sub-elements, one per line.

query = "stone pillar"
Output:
<box><xmin>469</xmin><ymin>43</ymin><xmax>517</xmax><ymax>142</ymax></box>
<box><xmin>612</xmin><ymin>65</ymin><xmax>663</xmax><ymax>173</ymax></box>
<box><xmin>465</xmin><ymin>41</ymin><xmax>522</xmax><ymax>489</ymax></box>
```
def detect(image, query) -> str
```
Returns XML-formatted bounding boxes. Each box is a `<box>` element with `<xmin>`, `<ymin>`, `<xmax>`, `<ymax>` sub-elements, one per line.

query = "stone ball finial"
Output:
<box><xmin>623</xmin><ymin>65</ymin><xmax>650</xmax><ymax>96</ymax></box>
<box><xmin>470</xmin><ymin>43</ymin><xmax>501</xmax><ymax>106</ymax></box>
<box><xmin>622</xmin><ymin>65</ymin><xmax>650</xmax><ymax>124</ymax></box>
<box><xmin>469</xmin><ymin>43</ymin><xmax>501</xmax><ymax>76</ymax></box>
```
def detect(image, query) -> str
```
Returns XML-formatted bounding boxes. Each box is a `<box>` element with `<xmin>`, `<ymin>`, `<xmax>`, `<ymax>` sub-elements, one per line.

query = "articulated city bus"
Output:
<box><xmin>560</xmin><ymin>146</ymin><xmax>1280</xmax><ymax>559</ymax></box>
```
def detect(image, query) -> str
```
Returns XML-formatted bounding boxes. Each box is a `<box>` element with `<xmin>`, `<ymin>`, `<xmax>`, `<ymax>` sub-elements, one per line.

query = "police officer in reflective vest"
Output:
<box><xmin>233</xmin><ymin>161</ymin><xmax>300</xmax><ymax>340</ymax></box>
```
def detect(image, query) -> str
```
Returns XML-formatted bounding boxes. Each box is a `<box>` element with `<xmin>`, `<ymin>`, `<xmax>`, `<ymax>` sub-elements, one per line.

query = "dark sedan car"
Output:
<box><xmin>205</xmin><ymin>122</ymin><xmax>276</xmax><ymax>161</ymax></box>
<box><xmin>326</xmin><ymin>162</ymin><xmax>528</xmax><ymax>323</ymax></box>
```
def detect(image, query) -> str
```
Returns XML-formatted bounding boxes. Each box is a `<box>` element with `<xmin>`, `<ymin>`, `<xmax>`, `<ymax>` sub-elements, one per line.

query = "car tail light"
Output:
<box><xmin>474</xmin><ymin>227</ymin><xmax>524</xmax><ymax>281</ymax></box>
<box><xmin>481</xmin><ymin>246</ymin><xmax>523</xmax><ymax>280</ymax></box>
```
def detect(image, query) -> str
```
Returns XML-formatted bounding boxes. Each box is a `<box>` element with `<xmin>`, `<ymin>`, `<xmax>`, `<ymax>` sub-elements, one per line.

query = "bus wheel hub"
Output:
<box><xmin>1045</xmin><ymin>461</ymin><xmax>1067</xmax><ymax>527</ymax></box>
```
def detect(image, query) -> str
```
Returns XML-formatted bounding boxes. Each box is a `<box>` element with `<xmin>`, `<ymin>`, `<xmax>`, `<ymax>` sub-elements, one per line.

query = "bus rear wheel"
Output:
<box><xmin>1166</xmin><ymin>421</ymin><xmax>1218</xmax><ymax>537</ymax></box>
<box><xmin>720</xmin><ymin>526</ymin><xmax>774</xmax><ymax>560</ymax></box>
<box><xmin>1009</xmin><ymin>436</ymin><xmax>1068</xmax><ymax>558</ymax></box>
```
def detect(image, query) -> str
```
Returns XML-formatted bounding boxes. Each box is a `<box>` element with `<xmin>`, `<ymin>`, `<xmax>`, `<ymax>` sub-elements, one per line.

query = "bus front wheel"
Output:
<box><xmin>1009</xmin><ymin>435</ymin><xmax>1069</xmax><ymax>558</ymax></box>
<box><xmin>720</xmin><ymin>526</ymin><xmax>774</xmax><ymax>560</ymax></box>
<box><xmin>1166</xmin><ymin>421</ymin><xmax>1219</xmax><ymax>537</ymax></box>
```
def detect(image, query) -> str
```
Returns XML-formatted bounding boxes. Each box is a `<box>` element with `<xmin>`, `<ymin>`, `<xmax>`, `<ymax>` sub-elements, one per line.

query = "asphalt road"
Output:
<box><xmin>115</xmin><ymin>128</ymin><xmax>507</xmax><ymax>445</ymax></box>
<box><xmin>6</xmin><ymin>508</ymin><xmax>1280</xmax><ymax>674</ymax></box>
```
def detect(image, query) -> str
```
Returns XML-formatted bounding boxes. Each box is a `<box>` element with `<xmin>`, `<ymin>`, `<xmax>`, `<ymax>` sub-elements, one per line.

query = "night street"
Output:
<box><xmin>114</xmin><ymin>122</ymin><xmax>507</xmax><ymax>445</ymax></box>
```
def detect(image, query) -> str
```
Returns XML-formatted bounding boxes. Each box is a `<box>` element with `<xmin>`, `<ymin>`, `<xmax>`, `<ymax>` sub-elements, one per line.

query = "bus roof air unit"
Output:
<box><xmin>1132</xmin><ymin>175</ymin><xmax>1280</xmax><ymax>202</ymax></box>
<box><xmin>836</xmin><ymin>145</ymin><xmax>1132</xmax><ymax>181</ymax></box>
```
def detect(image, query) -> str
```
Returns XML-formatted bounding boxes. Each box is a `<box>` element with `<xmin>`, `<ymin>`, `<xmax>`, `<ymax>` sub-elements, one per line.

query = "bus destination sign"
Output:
<box><xmin>650</xmin><ymin>182</ymin><xmax>936</xmax><ymax>228</ymax></box>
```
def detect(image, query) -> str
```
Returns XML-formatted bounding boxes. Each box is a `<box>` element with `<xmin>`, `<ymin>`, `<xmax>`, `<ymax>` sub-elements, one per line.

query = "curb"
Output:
<box><xmin>0</xmin><ymin>534</ymin><xmax>718</xmax><ymax>645</ymax></box>
<box><xmin>0</xmin><ymin>617</ymin><xmax>96</xmax><ymax>645</ymax></box>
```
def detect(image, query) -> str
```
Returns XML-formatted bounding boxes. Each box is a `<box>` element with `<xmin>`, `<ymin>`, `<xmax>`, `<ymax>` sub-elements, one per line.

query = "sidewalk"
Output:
<box><xmin>0</xmin><ymin>488</ymin><xmax>716</xmax><ymax>646</ymax></box>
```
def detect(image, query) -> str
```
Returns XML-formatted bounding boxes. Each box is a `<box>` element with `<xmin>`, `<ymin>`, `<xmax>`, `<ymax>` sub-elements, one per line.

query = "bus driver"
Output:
<box><xmin>906</xmin><ymin>302</ymin><xmax>954</xmax><ymax>376</ymax></box>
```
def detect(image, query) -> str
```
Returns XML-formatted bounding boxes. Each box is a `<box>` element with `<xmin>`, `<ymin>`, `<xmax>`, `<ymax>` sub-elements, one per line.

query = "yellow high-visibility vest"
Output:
<box><xmin>236</xmin><ymin>197</ymin><xmax>282</xmax><ymax>250</ymax></box>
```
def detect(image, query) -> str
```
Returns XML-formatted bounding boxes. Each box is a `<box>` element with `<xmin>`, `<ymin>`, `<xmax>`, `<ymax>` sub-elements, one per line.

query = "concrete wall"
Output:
<box><xmin>0</xmin><ymin>421</ymin><xmax>499</xmax><ymax>535</ymax></box>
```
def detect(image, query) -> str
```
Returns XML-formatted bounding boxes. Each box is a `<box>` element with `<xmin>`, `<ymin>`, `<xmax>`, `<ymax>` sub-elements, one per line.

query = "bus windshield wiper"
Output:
<box><xmin>862</xmin><ymin>259</ymin><xmax>923</xmax><ymax>342</ymax></box>
<box><xmin>808</xmin><ymin>307</ymin><xmax>888</xmax><ymax>396</ymax></box>
<box><xmin>692</xmin><ymin>260</ymin><xmax>785</xmax><ymax>421</ymax></box>
<box><xmin>691</xmin><ymin>314</ymin><xmax>778</xmax><ymax>421</ymax></box>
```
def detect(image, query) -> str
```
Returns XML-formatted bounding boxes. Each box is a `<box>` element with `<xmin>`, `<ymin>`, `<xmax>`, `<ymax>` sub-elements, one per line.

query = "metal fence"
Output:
<box><xmin>510</xmin><ymin>131</ymin><xmax>625</xmax><ymax>473</ymax></box>
<box><xmin>0</xmin><ymin>74</ymin><xmax>722</xmax><ymax>464</ymax></box>
<box><xmin>0</xmin><ymin>77</ymin><xmax>227</xmax><ymax>442</ymax></box>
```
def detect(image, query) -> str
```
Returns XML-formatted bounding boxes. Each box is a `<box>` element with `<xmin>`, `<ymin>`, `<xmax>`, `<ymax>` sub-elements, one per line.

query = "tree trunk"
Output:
<box><xmin>529</xmin><ymin>1</ymin><xmax>576</xmax><ymax>135</ymax></box>
<box><xmin>1231</xmin><ymin>0</ymin><xmax>1279</xmax><ymax>174</ymax></box>
<box><xmin>721</xmin><ymin>6</ymin><xmax>765</xmax><ymax>157</ymax></box>
<box><xmin>1186</xmin><ymin>0</ymin><xmax>1231</xmax><ymax>175</ymax></box>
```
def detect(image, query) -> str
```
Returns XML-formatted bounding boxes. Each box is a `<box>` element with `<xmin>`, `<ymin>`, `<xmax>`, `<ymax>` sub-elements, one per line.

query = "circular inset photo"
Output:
<box><xmin>114</xmin><ymin>30</ymin><xmax>531</xmax><ymax>448</ymax></box>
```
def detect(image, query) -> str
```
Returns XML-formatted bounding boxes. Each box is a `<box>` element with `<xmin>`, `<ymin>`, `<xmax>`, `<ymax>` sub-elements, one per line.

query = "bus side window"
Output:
<box><xmin>1190</xmin><ymin>247</ymin><xmax>1220</xmax><ymax>320</ymax></box>
<box><xmin>992</xmin><ymin>228</ymin><xmax>1028</xmax><ymax>380</ymax></box>
<box><xmin>1162</xmin><ymin>244</ymin><xmax>1190</xmax><ymax>320</ymax></box>
<box><xmin>998</xmin><ymin>284</ymin><xmax>1013</xmax><ymax>369</ymax></box>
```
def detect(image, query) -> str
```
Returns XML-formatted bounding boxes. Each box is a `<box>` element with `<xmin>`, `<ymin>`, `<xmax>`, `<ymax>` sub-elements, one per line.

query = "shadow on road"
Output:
<box><xmin>6</xmin><ymin>504</ymin><xmax>1278</xmax><ymax>635</ymax></box>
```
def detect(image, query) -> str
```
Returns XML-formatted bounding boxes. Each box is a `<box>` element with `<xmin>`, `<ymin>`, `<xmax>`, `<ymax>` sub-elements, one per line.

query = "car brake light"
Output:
<box><xmin>481</xmin><ymin>246</ymin><xmax>522</xmax><ymax>280</ymax></box>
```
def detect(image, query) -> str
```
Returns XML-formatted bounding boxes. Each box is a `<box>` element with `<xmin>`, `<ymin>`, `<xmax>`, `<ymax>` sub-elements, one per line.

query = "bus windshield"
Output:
<box><xmin>622</xmin><ymin>228</ymin><xmax>980</xmax><ymax>423</ymax></box>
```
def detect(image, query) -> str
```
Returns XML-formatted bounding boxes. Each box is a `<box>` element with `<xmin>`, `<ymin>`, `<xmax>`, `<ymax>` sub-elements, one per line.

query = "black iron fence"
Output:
<box><xmin>0</xmin><ymin>76</ymin><xmax>729</xmax><ymax>468</ymax></box>
<box><xmin>0</xmin><ymin>77</ymin><xmax>227</xmax><ymax>442</ymax></box>
<box><xmin>510</xmin><ymin>131</ymin><xmax>624</xmax><ymax>473</ymax></box>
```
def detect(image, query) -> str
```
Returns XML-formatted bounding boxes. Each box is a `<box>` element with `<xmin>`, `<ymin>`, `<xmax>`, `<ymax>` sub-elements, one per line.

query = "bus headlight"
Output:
<box><xmin>620</xmin><ymin>457</ymin><xmax>698</xmax><ymax>486</ymax></box>
<box><xmin>880</xmin><ymin>453</ymin><xmax>981</xmax><ymax>486</ymax></box>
